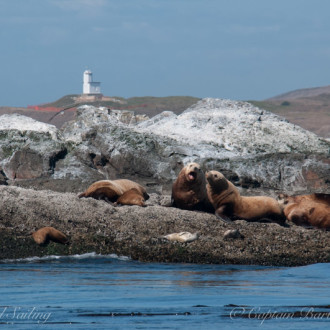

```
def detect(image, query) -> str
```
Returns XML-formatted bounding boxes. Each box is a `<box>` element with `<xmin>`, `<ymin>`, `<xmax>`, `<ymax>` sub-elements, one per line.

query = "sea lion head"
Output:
<box><xmin>205</xmin><ymin>170</ymin><xmax>229</xmax><ymax>193</ymax></box>
<box><xmin>289</xmin><ymin>210</ymin><xmax>309</xmax><ymax>226</ymax></box>
<box><xmin>184</xmin><ymin>162</ymin><xmax>202</xmax><ymax>183</ymax></box>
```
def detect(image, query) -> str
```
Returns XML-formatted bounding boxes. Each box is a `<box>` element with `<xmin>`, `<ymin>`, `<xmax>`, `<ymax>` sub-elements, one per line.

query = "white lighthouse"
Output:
<box><xmin>83</xmin><ymin>70</ymin><xmax>101</xmax><ymax>94</ymax></box>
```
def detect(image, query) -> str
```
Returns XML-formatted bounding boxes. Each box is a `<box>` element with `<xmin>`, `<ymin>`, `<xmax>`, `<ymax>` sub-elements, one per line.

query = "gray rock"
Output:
<box><xmin>0</xmin><ymin>185</ymin><xmax>329</xmax><ymax>266</ymax></box>
<box><xmin>0</xmin><ymin>114</ymin><xmax>67</xmax><ymax>180</ymax></box>
<box><xmin>0</xmin><ymin>98</ymin><xmax>329</xmax><ymax>193</ymax></box>
<box><xmin>60</xmin><ymin>99</ymin><xmax>329</xmax><ymax>192</ymax></box>
<box><xmin>223</xmin><ymin>229</ymin><xmax>244</xmax><ymax>240</ymax></box>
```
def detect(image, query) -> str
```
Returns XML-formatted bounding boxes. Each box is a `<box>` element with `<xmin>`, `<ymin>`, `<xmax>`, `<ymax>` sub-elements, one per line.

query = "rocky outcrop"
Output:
<box><xmin>0</xmin><ymin>186</ymin><xmax>330</xmax><ymax>266</ymax></box>
<box><xmin>0</xmin><ymin>185</ymin><xmax>329</xmax><ymax>265</ymax></box>
<box><xmin>134</xmin><ymin>99</ymin><xmax>329</xmax><ymax>192</ymax></box>
<box><xmin>0</xmin><ymin>99</ymin><xmax>329</xmax><ymax>193</ymax></box>
<box><xmin>60</xmin><ymin>99</ymin><xmax>329</xmax><ymax>193</ymax></box>
<box><xmin>0</xmin><ymin>114</ymin><xmax>67</xmax><ymax>180</ymax></box>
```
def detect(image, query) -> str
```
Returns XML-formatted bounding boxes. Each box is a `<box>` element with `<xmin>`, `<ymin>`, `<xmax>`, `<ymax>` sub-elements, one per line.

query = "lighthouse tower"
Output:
<box><xmin>83</xmin><ymin>70</ymin><xmax>101</xmax><ymax>94</ymax></box>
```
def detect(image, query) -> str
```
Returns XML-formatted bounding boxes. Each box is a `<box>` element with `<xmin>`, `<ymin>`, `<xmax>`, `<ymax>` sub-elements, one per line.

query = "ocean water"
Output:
<box><xmin>0</xmin><ymin>253</ymin><xmax>329</xmax><ymax>329</ymax></box>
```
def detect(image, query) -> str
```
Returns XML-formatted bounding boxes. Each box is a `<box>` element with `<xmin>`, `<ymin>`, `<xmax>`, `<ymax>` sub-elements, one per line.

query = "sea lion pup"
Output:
<box><xmin>32</xmin><ymin>227</ymin><xmax>69</xmax><ymax>245</ymax></box>
<box><xmin>78</xmin><ymin>179</ymin><xmax>149</xmax><ymax>204</ymax></box>
<box><xmin>206</xmin><ymin>170</ymin><xmax>284</xmax><ymax>222</ymax></box>
<box><xmin>171</xmin><ymin>162</ymin><xmax>214</xmax><ymax>213</ymax></box>
<box><xmin>163</xmin><ymin>232</ymin><xmax>199</xmax><ymax>243</ymax></box>
<box><xmin>278</xmin><ymin>193</ymin><xmax>330</xmax><ymax>229</ymax></box>
<box><xmin>115</xmin><ymin>188</ymin><xmax>147</xmax><ymax>207</ymax></box>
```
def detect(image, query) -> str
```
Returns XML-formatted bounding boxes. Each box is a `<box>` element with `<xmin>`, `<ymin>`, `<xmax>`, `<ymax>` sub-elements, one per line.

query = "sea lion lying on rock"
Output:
<box><xmin>171</xmin><ymin>162</ymin><xmax>214</xmax><ymax>213</ymax></box>
<box><xmin>278</xmin><ymin>193</ymin><xmax>330</xmax><ymax>230</ymax></box>
<box><xmin>78</xmin><ymin>179</ymin><xmax>149</xmax><ymax>206</ymax></box>
<box><xmin>115</xmin><ymin>188</ymin><xmax>147</xmax><ymax>207</ymax></box>
<box><xmin>206</xmin><ymin>170</ymin><xmax>284</xmax><ymax>223</ymax></box>
<box><xmin>32</xmin><ymin>227</ymin><xmax>69</xmax><ymax>245</ymax></box>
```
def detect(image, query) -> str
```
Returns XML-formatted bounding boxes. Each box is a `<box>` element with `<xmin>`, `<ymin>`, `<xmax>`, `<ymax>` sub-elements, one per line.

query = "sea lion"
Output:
<box><xmin>32</xmin><ymin>227</ymin><xmax>69</xmax><ymax>245</ymax></box>
<box><xmin>278</xmin><ymin>193</ymin><xmax>330</xmax><ymax>229</ymax></box>
<box><xmin>171</xmin><ymin>162</ymin><xmax>214</xmax><ymax>213</ymax></box>
<box><xmin>206</xmin><ymin>170</ymin><xmax>284</xmax><ymax>222</ymax></box>
<box><xmin>78</xmin><ymin>179</ymin><xmax>149</xmax><ymax>205</ymax></box>
<box><xmin>163</xmin><ymin>232</ymin><xmax>199</xmax><ymax>243</ymax></box>
<box><xmin>115</xmin><ymin>188</ymin><xmax>147</xmax><ymax>207</ymax></box>
<box><xmin>278</xmin><ymin>193</ymin><xmax>330</xmax><ymax>206</ymax></box>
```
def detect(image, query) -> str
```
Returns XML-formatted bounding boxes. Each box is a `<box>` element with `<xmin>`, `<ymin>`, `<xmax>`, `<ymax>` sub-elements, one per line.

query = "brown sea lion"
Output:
<box><xmin>278</xmin><ymin>193</ymin><xmax>330</xmax><ymax>206</ymax></box>
<box><xmin>171</xmin><ymin>162</ymin><xmax>214</xmax><ymax>213</ymax></box>
<box><xmin>32</xmin><ymin>227</ymin><xmax>69</xmax><ymax>245</ymax></box>
<box><xmin>278</xmin><ymin>193</ymin><xmax>330</xmax><ymax>229</ymax></box>
<box><xmin>115</xmin><ymin>188</ymin><xmax>147</xmax><ymax>207</ymax></box>
<box><xmin>206</xmin><ymin>170</ymin><xmax>284</xmax><ymax>222</ymax></box>
<box><xmin>78</xmin><ymin>179</ymin><xmax>149</xmax><ymax>204</ymax></box>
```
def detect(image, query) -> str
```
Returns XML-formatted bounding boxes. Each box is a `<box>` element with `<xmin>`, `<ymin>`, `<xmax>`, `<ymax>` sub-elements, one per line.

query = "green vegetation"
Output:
<box><xmin>42</xmin><ymin>95</ymin><xmax>78</xmax><ymax>108</ymax></box>
<box><xmin>247</xmin><ymin>100</ymin><xmax>286</xmax><ymax>113</ymax></box>
<box><xmin>43</xmin><ymin>95</ymin><xmax>200</xmax><ymax>117</ymax></box>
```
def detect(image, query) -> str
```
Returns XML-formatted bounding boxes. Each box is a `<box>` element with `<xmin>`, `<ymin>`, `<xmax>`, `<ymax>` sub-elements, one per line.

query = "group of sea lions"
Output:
<box><xmin>172</xmin><ymin>163</ymin><xmax>285</xmax><ymax>223</ymax></box>
<box><xmin>32</xmin><ymin>179</ymin><xmax>150</xmax><ymax>245</ymax></box>
<box><xmin>171</xmin><ymin>162</ymin><xmax>329</xmax><ymax>229</ymax></box>
<box><xmin>32</xmin><ymin>162</ymin><xmax>329</xmax><ymax>246</ymax></box>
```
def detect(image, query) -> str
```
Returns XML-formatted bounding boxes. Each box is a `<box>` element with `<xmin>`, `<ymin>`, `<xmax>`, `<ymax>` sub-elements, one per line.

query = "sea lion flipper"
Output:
<box><xmin>215</xmin><ymin>211</ymin><xmax>232</xmax><ymax>222</ymax></box>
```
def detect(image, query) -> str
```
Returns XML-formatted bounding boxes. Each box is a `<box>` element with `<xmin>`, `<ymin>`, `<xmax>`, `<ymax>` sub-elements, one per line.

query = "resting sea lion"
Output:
<box><xmin>278</xmin><ymin>193</ymin><xmax>330</xmax><ymax>229</ymax></box>
<box><xmin>171</xmin><ymin>162</ymin><xmax>214</xmax><ymax>213</ymax></box>
<box><xmin>32</xmin><ymin>227</ymin><xmax>69</xmax><ymax>245</ymax></box>
<box><xmin>278</xmin><ymin>193</ymin><xmax>330</xmax><ymax>206</ymax></box>
<box><xmin>115</xmin><ymin>188</ymin><xmax>147</xmax><ymax>207</ymax></box>
<box><xmin>206</xmin><ymin>170</ymin><xmax>284</xmax><ymax>222</ymax></box>
<box><xmin>78</xmin><ymin>179</ymin><xmax>149</xmax><ymax>205</ymax></box>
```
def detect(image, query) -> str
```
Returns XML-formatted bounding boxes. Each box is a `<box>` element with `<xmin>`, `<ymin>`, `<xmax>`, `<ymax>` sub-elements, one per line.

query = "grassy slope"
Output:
<box><xmin>44</xmin><ymin>95</ymin><xmax>201</xmax><ymax>117</ymax></box>
<box><xmin>249</xmin><ymin>95</ymin><xmax>330</xmax><ymax>138</ymax></box>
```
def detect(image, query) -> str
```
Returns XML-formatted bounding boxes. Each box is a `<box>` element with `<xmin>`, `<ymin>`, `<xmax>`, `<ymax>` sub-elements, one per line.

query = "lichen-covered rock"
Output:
<box><xmin>0</xmin><ymin>99</ymin><xmax>329</xmax><ymax>193</ymax></box>
<box><xmin>60</xmin><ymin>106</ymin><xmax>182</xmax><ymax>181</ymax></box>
<box><xmin>60</xmin><ymin>99</ymin><xmax>329</xmax><ymax>192</ymax></box>
<box><xmin>135</xmin><ymin>98</ymin><xmax>329</xmax><ymax>192</ymax></box>
<box><xmin>0</xmin><ymin>114</ymin><xmax>67</xmax><ymax>180</ymax></box>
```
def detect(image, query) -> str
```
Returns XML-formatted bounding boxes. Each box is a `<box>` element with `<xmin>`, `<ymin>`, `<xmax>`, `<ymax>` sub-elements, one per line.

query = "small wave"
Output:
<box><xmin>1</xmin><ymin>252</ymin><xmax>131</xmax><ymax>263</ymax></box>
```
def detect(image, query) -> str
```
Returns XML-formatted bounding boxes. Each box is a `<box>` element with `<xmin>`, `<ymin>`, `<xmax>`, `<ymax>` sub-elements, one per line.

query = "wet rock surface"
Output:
<box><xmin>0</xmin><ymin>186</ymin><xmax>329</xmax><ymax>266</ymax></box>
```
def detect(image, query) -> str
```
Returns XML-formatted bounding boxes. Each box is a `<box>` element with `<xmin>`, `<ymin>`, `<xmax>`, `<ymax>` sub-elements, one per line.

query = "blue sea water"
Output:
<box><xmin>0</xmin><ymin>253</ymin><xmax>329</xmax><ymax>329</ymax></box>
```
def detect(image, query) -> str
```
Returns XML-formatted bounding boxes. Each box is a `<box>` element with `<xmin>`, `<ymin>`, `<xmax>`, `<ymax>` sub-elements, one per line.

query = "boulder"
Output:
<box><xmin>60</xmin><ymin>99</ymin><xmax>330</xmax><ymax>193</ymax></box>
<box><xmin>0</xmin><ymin>114</ymin><xmax>67</xmax><ymax>180</ymax></box>
<box><xmin>0</xmin><ymin>99</ymin><xmax>329</xmax><ymax>193</ymax></box>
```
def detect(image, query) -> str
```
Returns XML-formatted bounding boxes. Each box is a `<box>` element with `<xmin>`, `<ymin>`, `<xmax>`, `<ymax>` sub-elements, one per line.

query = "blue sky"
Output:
<box><xmin>1</xmin><ymin>0</ymin><xmax>330</xmax><ymax>107</ymax></box>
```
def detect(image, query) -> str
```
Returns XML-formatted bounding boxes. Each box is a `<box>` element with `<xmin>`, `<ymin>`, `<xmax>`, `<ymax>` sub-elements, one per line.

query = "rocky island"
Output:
<box><xmin>0</xmin><ymin>98</ymin><xmax>329</xmax><ymax>265</ymax></box>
